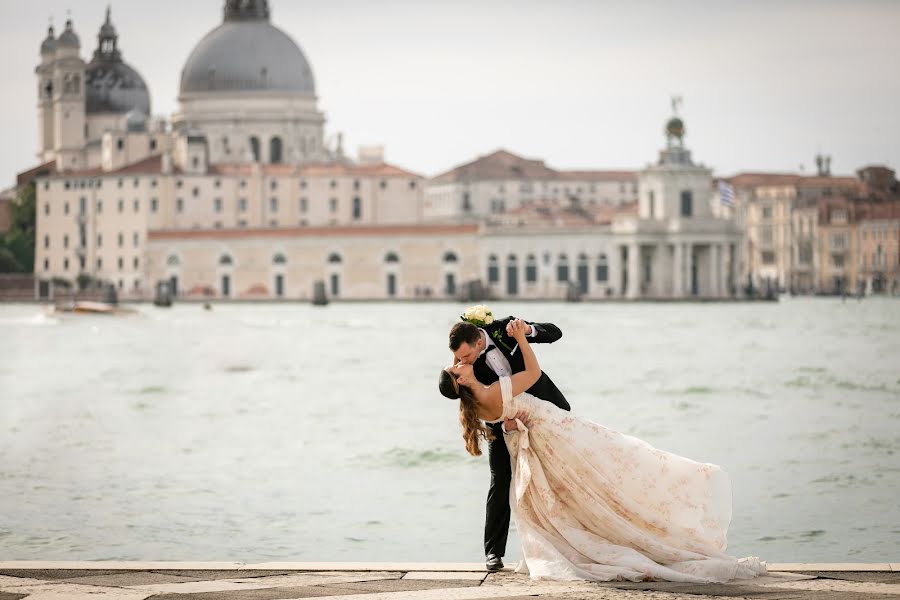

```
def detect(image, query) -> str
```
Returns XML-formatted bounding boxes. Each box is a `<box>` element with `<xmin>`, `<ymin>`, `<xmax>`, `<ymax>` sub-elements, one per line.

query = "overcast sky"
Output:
<box><xmin>1</xmin><ymin>0</ymin><xmax>898</xmax><ymax>188</ymax></box>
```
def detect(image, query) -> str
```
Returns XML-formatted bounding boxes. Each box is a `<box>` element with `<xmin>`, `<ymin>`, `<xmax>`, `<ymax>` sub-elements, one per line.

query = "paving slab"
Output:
<box><xmin>760</xmin><ymin>578</ymin><xmax>900</xmax><ymax>595</ymax></box>
<box><xmin>0</xmin><ymin>581</ymin><xmax>155</xmax><ymax>599</ymax></box>
<box><xmin>769</xmin><ymin>563</ymin><xmax>893</xmax><ymax>572</ymax></box>
<box><xmin>151</xmin><ymin>586</ymin><xmax>372</xmax><ymax>600</ymax></box>
<box><xmin>796</xmin><ymin>572</ymin><xmax>900</xmax><ymax>584</ymax></box>
<box><xmin>0</xmin><ymin>561</ymin><xmax>245</xmax><ymax>571</ymax></box>
<box><xmin>132</xmin><ymin>572</ymin><xmax>401</xmax><ymax>595</ymax></box>
<box><xmin>0</xmin><ymin>575</ymin><xmax>50</xmax><ymax>588</ymax></box>
<box><xmin>0</xmin><ymin>593</ymin><xmax>27</xmax><ymax>600</ymax></box>
<box><xmin>151</xmin><ymin>570</ymin><xmax>294</xmax><ymax>580</ymax></box>
<box><xmin>403</xmin><ymin>571</ymin><xmax>489</xmax><ymax>581</ymax></box>
<box><xmin>59</xmin><ymin>572</ymin><xmax>205</xmax><ymax>586</ymax></box>
<box><xmin>0</xmin><ymin>569</ymin><xmax>132</xmax><ymax>581</ymax></box>
<box><xmin>243</xmin><ymin>562</ymin><xmax>492</xmax><ymax>572</ymax></box>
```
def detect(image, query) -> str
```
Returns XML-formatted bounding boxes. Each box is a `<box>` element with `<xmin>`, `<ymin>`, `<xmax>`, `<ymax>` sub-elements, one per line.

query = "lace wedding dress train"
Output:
<box><xmin>491</xmin><ymin>376</ymin><xmax>766</xmax><ymax>583</ymax></box>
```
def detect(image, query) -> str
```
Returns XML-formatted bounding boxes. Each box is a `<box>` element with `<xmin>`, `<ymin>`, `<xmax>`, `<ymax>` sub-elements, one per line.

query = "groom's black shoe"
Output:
<box><xmin>485</xmin><ymin>553</ymin><xmax>504</xmax><ymax>572</ymax></box>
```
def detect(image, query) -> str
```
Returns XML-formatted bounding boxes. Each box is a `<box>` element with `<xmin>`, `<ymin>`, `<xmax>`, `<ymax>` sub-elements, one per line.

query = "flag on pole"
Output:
<box><xmin>718</xmin><ymin>180</ymin><xmax>736</xmax><ymax>207</ymax></box>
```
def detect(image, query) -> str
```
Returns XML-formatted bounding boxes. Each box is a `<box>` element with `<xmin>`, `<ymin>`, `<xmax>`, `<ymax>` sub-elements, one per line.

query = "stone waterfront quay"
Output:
<box><xmin>0</xmin><ymin>562</ymin><xmax>898</xmax><ymax>599</ymax></box>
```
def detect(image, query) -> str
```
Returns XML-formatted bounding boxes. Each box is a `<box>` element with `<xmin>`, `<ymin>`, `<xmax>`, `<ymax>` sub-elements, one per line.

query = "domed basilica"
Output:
<box><xmin>35</xmin><ymin>0</ymin><xmax>331</xmax><ymax>172</ymax></box>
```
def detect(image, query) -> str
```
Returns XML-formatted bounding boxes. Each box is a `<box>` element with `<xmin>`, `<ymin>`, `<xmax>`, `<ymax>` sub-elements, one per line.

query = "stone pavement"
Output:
<box><xmin>0</xmin><ymin>563</ymin><xmax>897</xmax><ymax>599</ymax></box>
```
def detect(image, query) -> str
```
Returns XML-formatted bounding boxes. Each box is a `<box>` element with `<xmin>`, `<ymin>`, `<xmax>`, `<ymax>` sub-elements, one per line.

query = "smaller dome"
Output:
<box><xmin>40</xmin><ymin>26</ymin><xmax>56</xmax><ymax>55</ymax></box>
<box><xmin>666</xmin><ymin>117</ymin><xmax>685</xmax><ymax>139</ymax></box>
<box><xmin>125</xmin><ymin>109</ymin><xmax>147</xmax><ymax>132</ymax></box>
<box><xmin>57</xmin><ymin>19</ymin><xmax>80</xmax><ymax>48</ymax></box>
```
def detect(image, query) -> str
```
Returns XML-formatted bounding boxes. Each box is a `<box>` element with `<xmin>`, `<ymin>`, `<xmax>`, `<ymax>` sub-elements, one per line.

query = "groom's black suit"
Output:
<box><xmin>472</xmin><ymin>316</ymin><xmax>570</xmax><ymax>559</ymax></box>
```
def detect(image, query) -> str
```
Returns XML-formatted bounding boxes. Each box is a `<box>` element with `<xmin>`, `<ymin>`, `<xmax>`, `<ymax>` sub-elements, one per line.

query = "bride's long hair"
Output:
<box><xmin>439</xmin><ymin>369</ymin><xmax>494</xmax><ymax>456</ymax></box>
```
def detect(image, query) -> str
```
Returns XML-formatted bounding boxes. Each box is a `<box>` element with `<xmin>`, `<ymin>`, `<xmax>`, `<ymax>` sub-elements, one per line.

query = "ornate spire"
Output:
<box><xmin>223</xmin><ymin>0</ymin><xmax>270</xmax><ymax>22</ymax></box>
<box><xmin>93</xmin><ymin>5</ymin><xmax>121</xmax><ymax>62</ymax></box>
<box><xmin>40</xmin><ymin>22</ymin><xmax>57</xmax><ymax>55</ymax></box>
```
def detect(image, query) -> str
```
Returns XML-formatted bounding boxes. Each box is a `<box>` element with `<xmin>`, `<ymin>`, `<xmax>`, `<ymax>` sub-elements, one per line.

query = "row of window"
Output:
<box><xmin>486</xmin><ymin>253</ymin><xmax>610</xmax><ymax>284</ymax></box>
<box><xmin>43</xmin><ymin>255</ymin><xmax>139</xmax><ymax>272</ymax></box>
<box><xmin>862</xmin><ymin>229</ymin><xmax>898</xmax><ymax>241</ymax></box>
<box><xmin>54</xmin><ymin>176</ymin><xmax>415</xmax><ymax>192</ymax></box>
<box><xmin>171</xmin><ymin>250</ymin><xmax>462</xmax><ymax>268</ymax></box>
<box><xmin>486</xmin><ymin>183</ymin><xmax>637</xmax><ymax>194</ymax></box>
<box><xmin>44</xmin><ymin>231</ymin><xmax>140</xmax><ymax>249</ymax></box>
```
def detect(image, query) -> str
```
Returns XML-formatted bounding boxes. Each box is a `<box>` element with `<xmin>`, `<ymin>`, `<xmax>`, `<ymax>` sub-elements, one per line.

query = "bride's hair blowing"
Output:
<box><xmin>439</xmin><ymin>369</ymin><xmax>494</xmax><ymax>456</ymax></box>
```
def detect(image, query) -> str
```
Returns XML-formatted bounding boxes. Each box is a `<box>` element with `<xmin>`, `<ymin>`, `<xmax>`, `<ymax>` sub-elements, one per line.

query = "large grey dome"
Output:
<box><xmin>85</xmin><ymin>9</ymin><xmax>151</xmax><ymax>115</ymax></box>
<box><xmin>179</xmin><ymin>6</ymin><xmax>315</xmax><ymax>96</ymax></box>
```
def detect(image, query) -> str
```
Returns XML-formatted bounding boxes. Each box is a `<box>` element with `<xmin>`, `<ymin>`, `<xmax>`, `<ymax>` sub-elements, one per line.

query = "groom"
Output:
<box><xmin>440</xmin><ymin>308</ymin><xmax>570</xmax><ymax>572</ymax></box>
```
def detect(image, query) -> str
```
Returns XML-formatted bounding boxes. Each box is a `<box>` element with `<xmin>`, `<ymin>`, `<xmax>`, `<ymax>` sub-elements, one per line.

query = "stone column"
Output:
<box><xmin>709</xmin><ymin>244</ymin><xmax>720</xmax><ymax>298</ymax></box>
<box><xmin>686</xmin><ymin>242</ymin><xmax>695</xmax><ymax>296</ymax></box>
<box><xmin>653</xmin><ymin>244</ymin><xmax>665</xmax><ymax>297</ymax></box>
<box><xmin>673</xmin><ymin>242</ymin><xmax>683</xmax><ymax>298</ymax></box>
<box><xmin>627</xmin><ymin>242</ymin><xmax>640</xmax><ymax>299</ymax></box>
<box><xmin>608</xmin><ymin>244</ymin><xmax>621</xmax><ymax>297</ymax></box>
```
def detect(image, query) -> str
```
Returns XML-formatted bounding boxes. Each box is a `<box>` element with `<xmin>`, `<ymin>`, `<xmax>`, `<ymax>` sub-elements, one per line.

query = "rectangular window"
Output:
<box><xmin>270</xmin><ymin>197</ymin><xmax>278</xmax><ymax>212</ymax></box>
<box><xmin>680</xmin><ymin>190</ymin><xmax>693</xmax><ymax>217</ymax></box>
<box><xmin>176</xmin><ymin>198</ymin><xmax>184</xmax><ymax>213</ymax></box>
<box><xmin>133</xmin><ymin>199</ymin><xmax>139</xmax><ymax>212</ymax></box>
<box><xmin>97</xmin><ymin>200</ymin><xmax>103</xmax><ymax>213</ymax></box>
<box><xmin>238</xmin><ymin>198</ymin><xmax>247</xmax><ymax>212</ymax></box>
<box><xmin>596</xmin><ymin>262</ymin><xmax>608</xmax><ymax>282</ymax></box>
<box><xmin>761</xmin><ymin>251</ymin><xmax>775</xmax><ymax>265</ymax></box>
<box><xmin>97</xmin><ymin>234</ymin><xmax>102</xmax><ymax>247</ymax></box>
<box><xmin>762</xmin><ymin>205</ymin><xmax>773</xmax><ymax>219</ymax></box>
<box><xmin>151</xmin><ymin>198</ymin><xmax>158</xmax><ymax>212</ymax></box>
<box><xmin>299</xmin><ymin>197</ymin><xmax>307</xmax><ymax>213</ymax></box>
<box><xmin>557</xmin><ymin>263</ymin><xmax>569</xmax><ymax>282</ymax></box>
<box><xmin>63</xmin><ymin>235</ymin><xmax>69</xmax><ymax>249</ymax></box>
<box><xmin>329</xmin><ymin>198</ymin><xmax>337</xmax><ymax>213</ymax></box>
<box><xmin>214</xmin><ymin>198</ymin><xmax>222</xmax><ymax>213</ymax></box>
<box><xmin>352</xmin><ymin>196</ymin><xmax>361</xmax><ymax>220</ymax></box>
<box><xmin>97</xmin><ymin>257</ymin><xmax>102</xmax><ymax>269</ymax></box>
<box><xmin>133</xmin><ymin>257</ymin><xmax>139</xmax><ymax>269</ymax></box>
<box><xmin>118</xmin><ymin>233</ymin><xmax>124</xmax><ymax>247</ymax></box>
<box><xmin>43</xmin><ymin>235</ymin><xmax>49</xmax><ymax>249</ymax></box>
<box><xmin>118</xmin><ymin>200</ymin><xmax>124</xmax><ymax>212</ymax></box>
<box><xmin>133</xmin><ymin>232</ymin><xmax>139</xmax><ymax>247</ymax></box>
<box><xmin>525</xmin><ymin>263</ymin><xmax>537</xmax><ymax>283</ymax></box>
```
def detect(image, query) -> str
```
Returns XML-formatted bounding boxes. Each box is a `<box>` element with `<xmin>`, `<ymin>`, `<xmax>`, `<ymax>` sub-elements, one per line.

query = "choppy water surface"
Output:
<box><xmin>1</xmin><ymin>299</ymin><xmax>898</xmax><ymax>562</ymax></box>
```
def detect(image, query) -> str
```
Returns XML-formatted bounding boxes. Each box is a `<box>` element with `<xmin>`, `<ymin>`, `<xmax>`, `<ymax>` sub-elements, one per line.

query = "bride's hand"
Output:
<box><xmin>508</xmin><ymin>318</ymin><xmax>528</xmax><ymax>342</ymax></box>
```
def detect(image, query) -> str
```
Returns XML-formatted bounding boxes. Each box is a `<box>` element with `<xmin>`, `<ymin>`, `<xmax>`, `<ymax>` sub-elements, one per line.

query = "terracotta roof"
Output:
<box><xmin>485</xmin><ymin>199</ymin><xmax>636</xmax><ymax>228</ymax></box>
<box><xmin>47</xmin><ymin>155</ymin><xmax>167</xmax><ymax>179</ymax></box>
<box><xmin>431</xmin><ymin>149</ymin><xmax>559</xmax><ymax>183</ymax></box>
<box><xmin>724</xmin><ymin>172</ymin><xmax>802</xmax><ymax>188</ymax></box>
<box><xmin>148</xmin><ymin>223</ymin><xmax>479</xmax><ymax>241</ymax></box>
<box><xmin>16</xmin><ymin>160</ymin><xmax>57</xmax><ymax>187</ymax></box>
<box><xmin>200</xmin><ymin>161</ymin><xmax>422</xmax><ymax>179</ymax></box>
<box><xmin>725</xmin><ymin>172</ymin><xmax>862</xmax><ymax>191</ymax></box>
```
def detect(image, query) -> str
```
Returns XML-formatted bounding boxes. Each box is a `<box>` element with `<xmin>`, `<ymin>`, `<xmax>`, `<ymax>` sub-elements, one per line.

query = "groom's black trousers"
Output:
<box><xmin>484</xmin><ymin>393</ymin><xmax>570</xmax><ymax>558</ymax></box>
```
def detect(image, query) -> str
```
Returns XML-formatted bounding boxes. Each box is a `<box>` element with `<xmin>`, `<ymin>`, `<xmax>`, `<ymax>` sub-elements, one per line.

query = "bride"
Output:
<box><xmin>439</xmin><ymin>319</ymin><xmax>766</xmax><ymax>583</ymax></box>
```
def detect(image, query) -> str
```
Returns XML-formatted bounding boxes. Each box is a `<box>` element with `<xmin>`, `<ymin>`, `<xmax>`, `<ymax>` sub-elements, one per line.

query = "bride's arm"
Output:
<box><xmin>508</xmin><ymin>319</ymin><xmax>541</xmax><ymax>396</ymax></box>
<box><xmin>481</xmin><ymin>319</ymin><xmax>540</xmax><ymax>417</ymax></box>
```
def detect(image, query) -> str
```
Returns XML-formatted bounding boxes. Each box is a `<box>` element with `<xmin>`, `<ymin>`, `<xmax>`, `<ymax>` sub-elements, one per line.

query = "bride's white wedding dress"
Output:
<box><xmin>488</xmin><ymin>376</ymin><xmax>766</xmax><ymax>583</ymax></box>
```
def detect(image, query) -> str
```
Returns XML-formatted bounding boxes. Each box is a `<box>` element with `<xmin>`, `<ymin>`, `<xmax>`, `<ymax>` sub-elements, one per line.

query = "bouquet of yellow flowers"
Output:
<box><xmin>460</xmin><ymin>304</ymin><xmax>494</xmax><ymax>328</ymax></box>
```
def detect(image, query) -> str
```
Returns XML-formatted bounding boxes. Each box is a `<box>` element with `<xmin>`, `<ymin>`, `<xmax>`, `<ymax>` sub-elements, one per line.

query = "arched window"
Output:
<box><xmin>525</xmin><ymin>254</ymin><xmax>537</xmax><ymax>283</ymax></box>
<box><xmin>577</xmin><ymin>254</ymin><xmax>589</xmax><ymax>294</ymax></box>
<box><xmin>596</xmin><ymin>253</ymin><xmax>609</xmax><ymax>282</ymax></box>
<box><xmin>219</xmin><ymin>254</ymin><xmax>233</xmax><ymax>266</ymax></box>
<box><xmin>273</xmin><ymin>253</ymin><xmax>287</xmax><ymax>265</ymax></box>
<box><xmin>270</xmin><ymin>136</ymin><xmax>283</xmax><ymax>164</ymax></box>
<box><xmin>166</xmin><ymin>254</ymin><xmax>180</xmax><ymax>266</ymax></box>
<box><xmin>384</xmin><ymin>252</ymin><xmax>400</xmax><ymax>263</ymax></box>
<box><xmin>443</xmin><ymin>251</ymin><xmax>458</xmax><ymax>263</ymax></box>
<box><xmin>487</xmin><ymin>254</ymin><xmax>499</xmax><ymax>283</ymax></box>
<box><xmin>249</xmin><ymin>136</ymin><xmax>261</xmax><ymax>162</ymax></box>
<box><xmin>556</xmin><ymin>253</ymin><xmax>569</xmax><ymax>282</ymax></box>
<box><xmin>327</xmin><ymin>252</ymin><xmax>342</xmax><ymax>264</ymax></box>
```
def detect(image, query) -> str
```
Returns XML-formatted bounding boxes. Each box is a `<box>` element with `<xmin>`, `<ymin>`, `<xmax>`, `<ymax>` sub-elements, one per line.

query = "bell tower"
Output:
<box><xmin>51</xmin><ymin>17</ymin><xmax>87</xmax><ymax>171</ymax></box>
<box><xmin>35</xmin><ymin>23</ymin><xmax>57</xmax><ymax>162</ymax></box>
